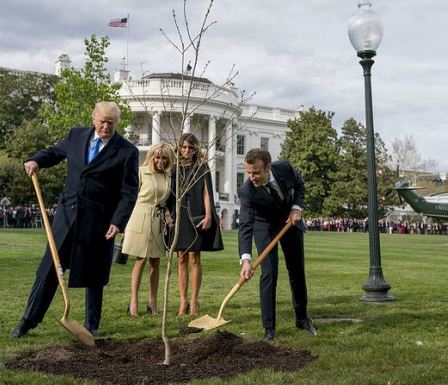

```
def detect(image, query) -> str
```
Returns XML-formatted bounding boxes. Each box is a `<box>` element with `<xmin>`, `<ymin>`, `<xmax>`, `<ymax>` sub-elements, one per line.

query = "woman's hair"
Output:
<box><xmin>143</xmin><ymin>143</ymin><xmax>175</xmax><ymax>172</ymax></box>
<box><xmin>177</xmin><ymin>133</ymin><xmax>206</xmax><ymax>164</ymax></box>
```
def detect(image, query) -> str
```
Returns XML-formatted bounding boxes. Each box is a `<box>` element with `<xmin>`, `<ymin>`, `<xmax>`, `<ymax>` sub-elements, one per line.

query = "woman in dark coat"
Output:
<box><xmin>171</xmin><ymin>133</ymin><xmax>223</xmax><ymax>316</ymax></box>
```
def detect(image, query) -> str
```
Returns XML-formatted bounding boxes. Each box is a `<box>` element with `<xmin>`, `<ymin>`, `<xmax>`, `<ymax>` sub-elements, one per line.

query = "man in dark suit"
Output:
<box><xmin>12</xmin><ymin>101</ymin><xmax>139</xmax><ymax>339</ymax></box>
<box><xmin>239</xmin><ymin>148</ymin><xmax>316</xmax><ymax>340</ymax></box>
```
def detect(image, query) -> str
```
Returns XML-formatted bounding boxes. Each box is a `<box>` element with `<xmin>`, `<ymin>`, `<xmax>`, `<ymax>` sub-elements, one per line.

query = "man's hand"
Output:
<box><xmin>288</xmin><ymin>208</ymin><xmax>302</xmax><ymax>226</ymax></box>
<box><xmin>105</xmin><ymin>224</ymin><xmax>120</xmax><ymax>240</ymax></box>
<box><xmin>240</xmin><ymin>259</ymin><xmax>253</xmax><ymax>281</ymax></box>
<box><xmin>24</xmin><ymin>161</ymin><xmax>39</xmax><ymax>177</ymax></box>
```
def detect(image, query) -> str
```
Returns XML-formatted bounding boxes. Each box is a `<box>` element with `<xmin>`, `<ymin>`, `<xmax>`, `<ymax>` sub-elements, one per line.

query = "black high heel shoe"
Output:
<box><xmin>146</xmin><ymin>304</ymin><xmax>158</xmax><ymax>315</ymax></box>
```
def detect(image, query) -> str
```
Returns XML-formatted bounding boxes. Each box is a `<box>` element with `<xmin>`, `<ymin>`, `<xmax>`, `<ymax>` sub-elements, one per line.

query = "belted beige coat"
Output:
<box><xmin>122</xmin><ymin>166</ymin><xmax>171</xmax><ymax>259</ymax></box>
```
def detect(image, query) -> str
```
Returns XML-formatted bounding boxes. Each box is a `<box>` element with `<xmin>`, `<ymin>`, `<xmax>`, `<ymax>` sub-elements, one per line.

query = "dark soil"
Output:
<box><xmin>7</xmin><ymin>331</ymin><xmax>317</xmax><ymax>385</ymax></box>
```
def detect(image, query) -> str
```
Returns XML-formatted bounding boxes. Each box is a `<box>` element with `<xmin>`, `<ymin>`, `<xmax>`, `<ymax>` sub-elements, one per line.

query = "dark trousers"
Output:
<box><xmin>256</xmin><ymin>225</ymin><xmax>307</xmax><ymax>329</ymax></box>
<box><xmin>23</xmin><ymin>276</ymin><xmax>103</xmax><ymax>331</ymax></box>
<box><xmin>22</xmin><ymin>227</ymin><xmax>104</xmax><ymax>331</ymax></box>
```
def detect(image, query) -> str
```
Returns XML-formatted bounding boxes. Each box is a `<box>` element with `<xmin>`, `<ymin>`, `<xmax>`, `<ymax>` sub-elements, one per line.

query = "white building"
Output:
<box><xmin>115</xmin><ymin>69</ymin><xmax>300</xmax><ymax>229</ymax></box>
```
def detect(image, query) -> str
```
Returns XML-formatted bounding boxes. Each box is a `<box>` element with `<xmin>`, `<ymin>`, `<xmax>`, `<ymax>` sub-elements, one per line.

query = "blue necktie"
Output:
<box><xmin>87</xmin><ymin>138</ymin><xmax>101</xmax><ymax>164</ymax></box>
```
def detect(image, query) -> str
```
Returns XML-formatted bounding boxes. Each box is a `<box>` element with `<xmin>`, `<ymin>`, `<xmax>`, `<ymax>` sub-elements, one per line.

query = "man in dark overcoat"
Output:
<box><xmin>238</xmin><ymin>148</ymin><xmax>316</xmax><ymax>341</ymax></box>
<box><xmin>12</xmin><ymin>101</ymin><xmax>139</xmax><ymax>338</ymax></box>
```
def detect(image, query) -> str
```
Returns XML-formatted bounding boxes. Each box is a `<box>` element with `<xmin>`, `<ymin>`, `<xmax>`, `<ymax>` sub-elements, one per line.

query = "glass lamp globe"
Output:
<box><xmin>348</xmin><ymin>0</ymin><xmax>383</xmax><ymax>53</ymax></box>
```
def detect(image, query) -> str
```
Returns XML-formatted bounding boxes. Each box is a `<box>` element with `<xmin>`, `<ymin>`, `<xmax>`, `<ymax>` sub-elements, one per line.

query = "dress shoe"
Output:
<box><xmin>263</xmin><ymin>328</ymin><xmax>276</xmax><ymax>341</ymax></box>
<box><xmin>11</xmin><ymin>318</ymin><xmax>33</xmax><ymax>339</ymax></box>
<box><xmin>296</xmin><ymin>318</ymin><xmax>317</xmax><ymax>335</ymax></box>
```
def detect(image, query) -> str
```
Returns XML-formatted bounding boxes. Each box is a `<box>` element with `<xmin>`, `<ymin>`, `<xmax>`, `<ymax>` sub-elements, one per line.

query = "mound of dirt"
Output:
<box><xmin>7</xmin><ymin>331</ymin><xmax>316</xmax><ymax>385</ymax></box>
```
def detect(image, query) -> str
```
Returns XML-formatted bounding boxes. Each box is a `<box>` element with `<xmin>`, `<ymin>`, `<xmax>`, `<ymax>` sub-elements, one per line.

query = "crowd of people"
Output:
<box><xmin>0</xmin><ymin>205</ymin><xmax>55</xmax><ymax>228</ymax></box>
<box><xmin>305</xmin><ymin>217</ymin><xmax>448</xmax><ymax>235</ymax></box>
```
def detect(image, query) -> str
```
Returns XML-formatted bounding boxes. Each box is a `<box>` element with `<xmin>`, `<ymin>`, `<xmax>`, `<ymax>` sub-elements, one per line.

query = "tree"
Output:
<box><xmin>390</xmin><ymin>135</ymin><xmax>436</xmax><ymax>174</ymax></box>
<box><xmin>40</xmin><ymin>35</ymin><xmax>132</xmax><ymax>141</ymax></box>
<box><xmin>0</xmin><ymin>68</ymin><xmax>57</xmax><ymax>147</ymax></box>
<box><xmin>280</xmin><ymin>107</ymin><xmax>339</xmax><ymax>216</ymax></box>
<box><xmin>324</xmin><ymin>118</ymin><xmax>396</xmax><ymax>218</ymax></box>
<box><xmin>0</xmin><ymin>119</ymin><xmax>65</xmax><ymax>204</ymax></box>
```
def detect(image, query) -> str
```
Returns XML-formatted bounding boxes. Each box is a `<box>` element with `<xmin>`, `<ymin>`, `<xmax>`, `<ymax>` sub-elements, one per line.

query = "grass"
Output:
<box><xmin>0</xmin><ymin>229</ymin><xmax>447</xmax><ymax>385</ymax></box>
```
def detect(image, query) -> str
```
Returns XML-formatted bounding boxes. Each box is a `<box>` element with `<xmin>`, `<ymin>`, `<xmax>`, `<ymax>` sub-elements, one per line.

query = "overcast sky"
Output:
<box><xmin>2</xmin><ymin>0</ymin><xmax>448</xmax><ymax>172</ymax></box>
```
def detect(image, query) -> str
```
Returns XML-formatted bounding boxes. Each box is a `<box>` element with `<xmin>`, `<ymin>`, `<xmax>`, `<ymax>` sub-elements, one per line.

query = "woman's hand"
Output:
<box><xmin>197</xmin><ymin>216</ymin><xmax>212</xmax><ymax>230</ymax></box>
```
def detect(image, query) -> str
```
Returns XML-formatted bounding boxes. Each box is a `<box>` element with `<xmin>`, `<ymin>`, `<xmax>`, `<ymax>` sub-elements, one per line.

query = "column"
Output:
<box><xmin>183</xmin><ymin>114</ymin><xmax>191</xmax><ymax>133</ymax></box>
<box><xmin>223</xmin><ymin>120</ymin><xmax>233</xmax><ymax>195</ymax></box>
<box><xmin>151</xmin><ymin>111</ymin><xmax>161</xmax><ymax>145</ymax></box>
<box><xmin>208</xmin><ymin>116</ymin><xmax>217</xmax><ymax>192</ymax></box>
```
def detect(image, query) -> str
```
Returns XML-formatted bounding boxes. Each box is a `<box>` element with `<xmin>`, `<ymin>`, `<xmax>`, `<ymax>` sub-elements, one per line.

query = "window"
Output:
<box><xmin>236</xmin><ymin>172</ymin><xmax>245</xmax><ymax>189</ymax></box>
<box><xmin>260</xmin><ymin>137</ymin><xmax>269</xmax><ymax>150</ymax></box>
<box><xmin>236</xmin><ymin>135</ymin><xmax>245</xmax><ymax>155</ymax></box>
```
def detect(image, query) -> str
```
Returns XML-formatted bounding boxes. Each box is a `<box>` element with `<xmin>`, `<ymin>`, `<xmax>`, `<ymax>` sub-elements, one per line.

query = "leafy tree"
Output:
<box><xmin>40</xmin><ymin>35</ymin><xmax>132</xmax><ymax>141</ymax></box>
<box><xmin>0</xmin><ymin>119</ymin><xmax>65</xmax><ymax>204</ymax></box>
<box><xmin>280</xmin><ymin>107</ymin><xmax>339</xmax><ymax>216</ymax></box>
<box><xmin>324</xmin><ymin>118</ymin><xmax>396</xmax><ymax>218</ymax></box>
<box><xmin>0</xmin><ymin>68</ymin><xmax>57</xmax><ymax>147</ymax></box>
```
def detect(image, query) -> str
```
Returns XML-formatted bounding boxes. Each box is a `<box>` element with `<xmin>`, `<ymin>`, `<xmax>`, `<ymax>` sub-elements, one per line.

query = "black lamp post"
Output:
<box><xmin>348</xmin><ymin>0</ymin><xmax>394</xmax><ymax>302</ymax></box>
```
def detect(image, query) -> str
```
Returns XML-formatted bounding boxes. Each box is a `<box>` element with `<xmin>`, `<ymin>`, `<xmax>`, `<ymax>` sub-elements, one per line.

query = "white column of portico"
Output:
<box><xmin>183</xmin><ymin>114</ymin><xmax>191</xmax><ymax>133</ymax></box>
<box><xmin>223</xmin><ymin>120</ymin><xmax>233</xmax><ymax>197</ymax></box>
<box><xmin>208</xmin><ymin>116</ymin><xmax>217</xmax><ymax>192</ymax></box>
<box><xmin>151</xmin><ymin>111</ymin><xmax>161</xmax><ymax>145</ymax></box>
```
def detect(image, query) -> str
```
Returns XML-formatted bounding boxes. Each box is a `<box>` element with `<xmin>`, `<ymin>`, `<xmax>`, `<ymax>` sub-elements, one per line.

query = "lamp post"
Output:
<box><xmin>348</xmin><ymin>0</ymin><xmax>394</xmax><ymax>302</ymax></box>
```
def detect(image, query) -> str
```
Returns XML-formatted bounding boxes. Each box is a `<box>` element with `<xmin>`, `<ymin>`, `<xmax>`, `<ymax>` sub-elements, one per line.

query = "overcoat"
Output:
<box><xmin>122</xmin><ymin>167</ymin><xmax>171</xmax><ymax>259</ymax></box>
<box><xmin>169</xmin><ymin>163</ymin><xmax>223</xmax><ymax>252</ymax></box>
<box><xmin>31</xmin><ymin>126</ymin><xmax>139</xmax><ymax>287</ymax></box>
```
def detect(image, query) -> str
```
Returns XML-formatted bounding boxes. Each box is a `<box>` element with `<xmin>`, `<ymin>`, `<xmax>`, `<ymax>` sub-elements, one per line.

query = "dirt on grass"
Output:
<box><xmin>6</xmin><ymin>330</ymin><xmax>317</xmax><ymax>385</ymax></box>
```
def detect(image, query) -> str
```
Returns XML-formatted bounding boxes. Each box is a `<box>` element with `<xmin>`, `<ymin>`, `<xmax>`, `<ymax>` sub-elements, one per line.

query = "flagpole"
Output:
<box><xmin>126</xmin><ymin>14</ymin><xmax>130</xmax><ymax>70</ymax></box>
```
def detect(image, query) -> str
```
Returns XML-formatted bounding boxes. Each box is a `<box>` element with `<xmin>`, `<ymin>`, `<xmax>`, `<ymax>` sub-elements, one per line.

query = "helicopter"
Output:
<box><xmin>394</xmin><ymin>181</ymin><xmax>448</xmax><ymax>220</ymax></box>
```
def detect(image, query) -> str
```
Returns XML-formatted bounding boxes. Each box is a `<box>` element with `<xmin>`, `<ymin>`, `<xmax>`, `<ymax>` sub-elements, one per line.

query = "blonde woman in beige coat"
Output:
<box><xmin>122</xmin><ymin>143</ymin><xmax>174</xmax><ymax>317</ymax></box>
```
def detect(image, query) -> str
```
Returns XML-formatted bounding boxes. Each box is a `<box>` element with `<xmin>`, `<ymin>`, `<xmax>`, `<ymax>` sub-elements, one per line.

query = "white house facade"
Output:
<box><xmin>115</xmin><ymin>69</ymin><xmax>300</xmax><ymax>229</ymax></box>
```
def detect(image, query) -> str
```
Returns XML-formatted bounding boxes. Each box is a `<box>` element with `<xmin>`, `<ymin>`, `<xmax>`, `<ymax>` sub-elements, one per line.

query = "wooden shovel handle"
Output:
<box><xmin>31</xmin><ymin>174</ymin><xmax>71</xmax><ymax>318</ymax></box>
<box><xmin>251</xmin><ymin>220</ymin><xmax>293</xmax><ymax>271</ymax></box>
<box><xmin>216</xmin><ymin>220</ymin><xmax>293</xmax><ymax>320</ymax></box>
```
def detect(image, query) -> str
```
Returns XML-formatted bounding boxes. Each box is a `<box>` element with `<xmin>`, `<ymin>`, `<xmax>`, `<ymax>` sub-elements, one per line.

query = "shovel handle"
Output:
<box><xmin>31</xmin><ymin>174</ymin><xmax>71</xmax><ymax>318</ymax></box>
<box><xmin>216</xmin><ymin>221</ymin><xmax>293</xmax><ymax>320</ymax></box>
<box><xmin>251</xmin><ymin>220</ymin><xmax>293</xmax><ymax>271</ymax></box>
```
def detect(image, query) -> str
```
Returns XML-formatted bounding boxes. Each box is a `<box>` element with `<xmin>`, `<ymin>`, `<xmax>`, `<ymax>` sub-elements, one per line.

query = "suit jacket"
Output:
<box><xmin>238</xmin><ymin>160</ymin><xmax>305</xmax><ymax>257</ymax></box>
<box><xmin>31</xmin><ymin>126</ymin><xmax>139</xmax><ymax>287</ymax></box>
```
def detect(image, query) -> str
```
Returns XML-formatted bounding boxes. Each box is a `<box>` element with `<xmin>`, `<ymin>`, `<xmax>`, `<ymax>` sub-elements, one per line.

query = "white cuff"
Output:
<box><xmin>240</xmin><ymin>253</ymin><xmax>251</xmax><ymax>264</ymax></box>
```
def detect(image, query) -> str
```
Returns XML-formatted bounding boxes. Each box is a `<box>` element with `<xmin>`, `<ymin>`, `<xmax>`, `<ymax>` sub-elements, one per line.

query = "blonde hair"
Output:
<box><xmin>144</xmin><ymin>143</ymin><xmax>175</xmax><ymax>173</ymax></box>
<box><xmin>92</xmin><ymin>101</ymin><xmax>121</xmax><ymax>120</ymax></box>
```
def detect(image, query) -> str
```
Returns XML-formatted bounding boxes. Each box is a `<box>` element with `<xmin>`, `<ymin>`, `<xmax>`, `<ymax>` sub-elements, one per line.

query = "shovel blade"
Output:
<box><xmin>188</xmin><ymin>314</ymin><xmax>231</xmax><ymax>330</ymax></box>
<box><xmin>59</xmin><ymin>318</ymin><xmax>95</xmax><ymax>346</ymax></box>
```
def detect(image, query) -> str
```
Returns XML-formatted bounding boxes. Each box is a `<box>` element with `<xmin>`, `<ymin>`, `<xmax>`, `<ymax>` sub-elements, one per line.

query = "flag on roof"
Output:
<box><xmin>108</xmin><ymin>18</ymin><xmax>128</xmax><ymax>28</ymax></box>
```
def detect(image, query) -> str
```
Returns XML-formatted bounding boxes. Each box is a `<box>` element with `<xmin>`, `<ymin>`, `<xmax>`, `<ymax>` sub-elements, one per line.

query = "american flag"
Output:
<box><xmin>108</xmin><ymin>17</ymin><xmax>128</xmax><ymax>28</ymax></box>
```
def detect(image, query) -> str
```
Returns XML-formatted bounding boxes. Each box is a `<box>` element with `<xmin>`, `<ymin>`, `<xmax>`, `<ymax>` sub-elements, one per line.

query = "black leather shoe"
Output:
<box><xmin>11</xmin><ymin>319</ymin><xmax>33</xmax><ymax>339</ymax></box>
<box><xmin>296</xmin><ymin>318</ymin><xmax>317</xmax><ymax>335</ymax></box>
<box><xmin>263</xmin><ymin>328</ymin><xmax>276</xmax><ymax>341</ymax></box>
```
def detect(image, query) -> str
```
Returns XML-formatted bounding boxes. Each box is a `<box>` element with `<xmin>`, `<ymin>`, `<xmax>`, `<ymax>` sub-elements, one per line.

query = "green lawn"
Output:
<box><xmin>0</xmin><ymin>229</ymin><xmax>447</xmax><ymax>385</ymax></box>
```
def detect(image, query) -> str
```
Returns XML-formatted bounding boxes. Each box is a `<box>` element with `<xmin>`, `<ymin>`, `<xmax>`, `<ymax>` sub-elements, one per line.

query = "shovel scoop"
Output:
<box><xmin>188</xmin><ymin>221</ymin><xmax>292</xmax><ymax>331</ymax></box>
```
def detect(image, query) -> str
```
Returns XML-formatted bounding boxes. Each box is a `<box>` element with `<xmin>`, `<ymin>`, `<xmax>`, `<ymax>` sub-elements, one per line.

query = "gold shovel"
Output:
<box><xmin>31</xmin><ymin>174</ymin><xmax>95</xmax><ymax>346</ymax></box>
<box><xmin>188</xmin><ymin>220</ymin><xmax>293</xmax><ymax>330</ymax></box>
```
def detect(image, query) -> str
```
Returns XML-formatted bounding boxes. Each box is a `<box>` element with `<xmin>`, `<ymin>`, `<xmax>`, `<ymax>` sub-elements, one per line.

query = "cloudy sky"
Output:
<box><xmin>2</xmin><ymin>0</ymin><xmax>448</xmax><ymax>172</ymax></box>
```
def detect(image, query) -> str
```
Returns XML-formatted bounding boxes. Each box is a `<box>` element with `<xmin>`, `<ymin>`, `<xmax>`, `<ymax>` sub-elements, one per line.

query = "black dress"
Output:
<box><xmin>170</xmin><ymin>163</ymin><xmax>223</xmax><ymax>252</ymax></box>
